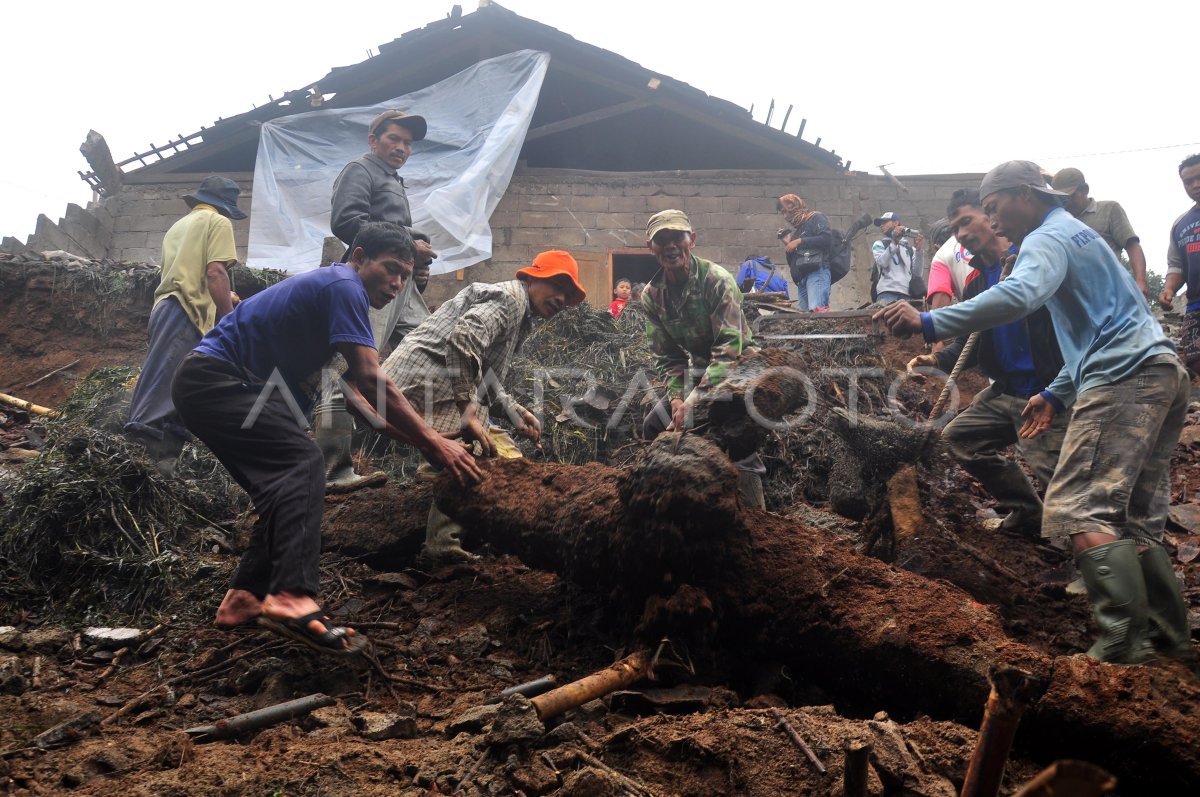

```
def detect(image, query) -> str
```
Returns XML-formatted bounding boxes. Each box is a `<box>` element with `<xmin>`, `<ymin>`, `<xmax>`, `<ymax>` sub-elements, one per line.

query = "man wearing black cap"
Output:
<box><xmin>124</xmin><ymin>175</ymin><xmax>244</xmax><ymax>476</ymax></box>
<box><xmin>319</xmin><ymin>110</ymin><xmax>436</xmax><ymax>491</ymax></box>
<box><xmin>876</xmin><ymin>160</ymin><xmax>1193</xmax><ymax>666</ymax></box>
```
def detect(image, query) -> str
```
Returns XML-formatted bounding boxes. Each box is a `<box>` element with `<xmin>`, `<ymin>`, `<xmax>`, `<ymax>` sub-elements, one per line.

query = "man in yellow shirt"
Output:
<box><xmin>124</xmin><ymin>175</ymin><xmax>242</xmax><ymax>475</ymax></box>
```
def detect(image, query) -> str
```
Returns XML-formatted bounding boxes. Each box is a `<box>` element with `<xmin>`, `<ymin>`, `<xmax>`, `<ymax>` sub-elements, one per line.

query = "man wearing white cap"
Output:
<box><xmin>870</xmin><ymin>211</ymin><xmax>923</xmax><ymax>305</ymax></box>
<box><xmin>875</xmin><ymin>160</ymin><xmax>1193</xmax><ymax>666</ymax></box>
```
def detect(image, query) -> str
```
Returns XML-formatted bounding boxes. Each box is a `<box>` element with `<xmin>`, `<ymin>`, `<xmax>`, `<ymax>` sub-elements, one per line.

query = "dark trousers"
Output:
<box><xmin>125</xmin><ymin>296</ymin><xmax>200</xmax><ymax>449</ymax></box>
<box><xmin>172</xmin><ymin>353</ymin><xmax>324</xmax><ymax>598</ymax></box>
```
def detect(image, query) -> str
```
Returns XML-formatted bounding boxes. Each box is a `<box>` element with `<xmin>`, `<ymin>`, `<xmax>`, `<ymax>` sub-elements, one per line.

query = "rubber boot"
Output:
<box><xmin>1075</xmin><ymin>539</ymin><xmax>1156</xmax><ymax>664</ymax></box>
<box><xmin>314</xmin><ymin>407</ymin><xmax>385</xmax><ymax>493</ymax></box>
<box><xmin>737</xmin><ymin>470</ymin><xmax>766</xmax><ymax>510</ymax></box>
<box><xmin>418</xmin><ymin>502</ymin><xmax>479</xmax><ymax>566</ymax></box>
<box><xmin>1139</xmin><ymin>545</ymin><xmax>1196</xmax><ymax>661</ymax></box>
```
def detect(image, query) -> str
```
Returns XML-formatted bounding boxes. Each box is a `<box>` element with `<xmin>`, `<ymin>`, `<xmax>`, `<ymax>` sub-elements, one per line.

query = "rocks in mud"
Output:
<box><xmin>2</xmin><ymin>627</ymin><xmax>72</xmax><ymax>656</ymax></box>
<box><xmin>30</xmin><ymin>710</ymin><xmax>101</xmax><ymax>750</ymax></box>
<box><xmin>559</xmin><ymin>766</ymin><xmax>625</xmax><ymax>797</ymax></box>
<box><xmin>82</xmin><ymin>627</ymin><xmax>144</xmax><ymax>650</ymax></box>
<box><xmin>485</xmin><ymin>695</ymin><xmax>543</xmax><ymax>745</ymax></box>
<box><xmin>448</xmin><ymin>702</ymin><xmax>503</xmax><ymax>736</ymax></box>
<box><xmin>0</xmin><ymin>656</ymin><xmax>28</xmax><ymax>695</ymax></box>
<box><xmin>447</xmin><ymin>695</ymin><xmax>544</xmax><ymax>746</ymax></box>
<box><xmin>354</xmin><ymin>704</ymin><xmax>418</xmax><ymax>741</ymax></box>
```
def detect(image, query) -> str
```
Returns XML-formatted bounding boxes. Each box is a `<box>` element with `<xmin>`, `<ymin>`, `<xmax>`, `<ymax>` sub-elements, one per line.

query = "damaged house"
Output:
<box><xmin>15</xmin><ymin>1</ymin><xmax>976</xmax><ymax>308</ymax></box>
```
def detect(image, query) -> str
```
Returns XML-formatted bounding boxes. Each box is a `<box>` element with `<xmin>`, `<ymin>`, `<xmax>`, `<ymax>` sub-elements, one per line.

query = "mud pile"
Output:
<box><xmin>2</xmin><ymin>272</ymin><xmax>1199</xmax><ymax>795</ymax></box>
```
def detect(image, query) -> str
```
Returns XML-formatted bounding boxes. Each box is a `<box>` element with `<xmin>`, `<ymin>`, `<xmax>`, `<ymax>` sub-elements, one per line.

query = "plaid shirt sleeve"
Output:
<box><xmin>699</xmin><ymin>268</ymin><xmax>753</xmax><ymax>389</ymax></box>
<box><xmin>444</xmin><ymin>292</ymin><xmax>525</xmax><ymax>406</ymax></box>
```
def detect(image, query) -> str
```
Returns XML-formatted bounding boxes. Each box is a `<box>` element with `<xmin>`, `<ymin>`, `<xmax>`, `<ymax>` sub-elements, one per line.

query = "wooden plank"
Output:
<box><xmin>525</xmin><ymin>100</ymin><xmax>650</xmax><ymax>142</ymax></box>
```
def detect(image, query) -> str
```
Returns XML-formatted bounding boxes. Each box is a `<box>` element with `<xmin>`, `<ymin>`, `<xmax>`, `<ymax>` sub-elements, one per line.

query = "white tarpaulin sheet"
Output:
<box><xmin>248</xmin><ymin>49</ymin><xmax>549</xmax><ymax>274</ymax></box>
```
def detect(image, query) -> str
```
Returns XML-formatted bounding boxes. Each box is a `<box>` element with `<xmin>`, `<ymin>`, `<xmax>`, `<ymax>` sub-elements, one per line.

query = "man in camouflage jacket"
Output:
<box><xmin>640</xmin><ymin>209</ymin><xmax>765</xmax><ymax>508</ymax></box>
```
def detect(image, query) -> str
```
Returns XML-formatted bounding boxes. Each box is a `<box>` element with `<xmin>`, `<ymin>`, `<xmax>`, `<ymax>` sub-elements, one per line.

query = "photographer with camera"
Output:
<box><xmin>870</xmin><ymin>211</ymin><xmax>925</xmax><ymax>305</ymax></box>
<box><xmin>777</xmin><ymin>194</ymin><xmax>834</xmax><ymax>312</ymax></box>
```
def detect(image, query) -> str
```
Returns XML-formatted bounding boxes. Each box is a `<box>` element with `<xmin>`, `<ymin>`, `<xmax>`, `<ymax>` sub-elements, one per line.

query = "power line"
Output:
<box><xmin>1034</xmin><ymin>141</ymin><xmax>1200</xmax><ymax>161</ymax></box>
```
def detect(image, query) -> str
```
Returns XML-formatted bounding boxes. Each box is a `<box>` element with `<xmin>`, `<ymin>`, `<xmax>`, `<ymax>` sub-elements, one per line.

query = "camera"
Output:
<box><xmin>776</xmin><ymin>228</ymin><xmax>792</xmax><ymax>240</ymax></box>
<box><xmin>889</xmin><ymin>226</ymin><xmax>920</xmax><ymax>240</ymax></box>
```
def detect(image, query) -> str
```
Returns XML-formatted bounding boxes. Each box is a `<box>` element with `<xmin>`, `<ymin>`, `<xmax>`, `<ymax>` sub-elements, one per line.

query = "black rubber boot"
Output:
<box><xmin>1075</xmin><ymin>539</ymin><xmax>1156</xmax><ymax>664</ymax></box>
<box><xmin>1139</xmin><ymin>545</ymin><xmax>1196</xmax><ymax>662</ymax></box>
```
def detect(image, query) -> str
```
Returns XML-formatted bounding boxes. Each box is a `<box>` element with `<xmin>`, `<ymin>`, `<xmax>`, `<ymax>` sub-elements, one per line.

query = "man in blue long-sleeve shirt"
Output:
<box><xmin>877</xmin><ymin>160</ymin><xmax>1193</xmax><ymax>666</ymax></box>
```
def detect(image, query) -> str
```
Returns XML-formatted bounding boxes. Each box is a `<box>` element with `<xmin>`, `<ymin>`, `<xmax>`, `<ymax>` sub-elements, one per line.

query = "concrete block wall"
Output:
<box><xmin>425</xmin><ymin>167</ymin><xmax>983</xmax><ymax>309</ymax></box>
<box><xmin>99</xmin><ymin>167</ymin><xmax>978</xmax><ymax>311</ymax></box>
<box><xmin>106</xmin><ymin>173</ymin><xmax>253</xmax><ymax>264</ymax></box>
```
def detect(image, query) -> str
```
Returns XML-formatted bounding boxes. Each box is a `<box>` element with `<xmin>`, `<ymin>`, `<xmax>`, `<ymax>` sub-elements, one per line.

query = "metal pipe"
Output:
<box><xmin>530</xmin><ymin>651</ymin><xmax>650</xmax><ymax>721</ymax></box>
<box><xmin>484</xmin><ymin>675</ymin><xmax>558</xmax><ymax>705</ymax></box>
<box><xmin>184</xmin><ymin>693</ymin><xmax>335</xmax><ymax>742</ymax></box>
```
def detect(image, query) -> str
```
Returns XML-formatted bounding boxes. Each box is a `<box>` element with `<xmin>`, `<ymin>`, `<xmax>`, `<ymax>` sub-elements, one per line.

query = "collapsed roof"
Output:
<box><xmin>82</xmin><ymin>2</ymin><xmax>843</xmax><ymax>193</ymax></box>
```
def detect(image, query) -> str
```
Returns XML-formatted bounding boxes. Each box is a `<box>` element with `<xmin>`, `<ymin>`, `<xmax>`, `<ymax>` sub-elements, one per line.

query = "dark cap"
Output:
<box><xmin>1051</xmin><ymin>168</ymin><xmax>1087</xmax><ymax>194</ymax></box>
<box><xmin>368</xmin><ymin>110</ymin><xmax>427</xmax><ymax>141</ymax></box>
<box><xmin>182</xmin><ymin>175</ymin><xmax>246</xmax><ymax>220</ymax></box>
<box><xmin>980</xmin><ymin>160</ymin><xmax>1069</xmax><ymax>201</ymax></box>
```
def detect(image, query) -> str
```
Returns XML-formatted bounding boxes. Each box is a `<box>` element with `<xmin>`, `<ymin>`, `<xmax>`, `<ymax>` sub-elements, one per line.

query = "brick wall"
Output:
<box><xmin>423</xmin><ymin>167</ymin><xmax>983</xmax><ymax>309</ymax></box>
<box><xmin>106</xmin><ymin>173</ymin><xmax>253</xmax><ymax>265</ymax></box>
<box><xmin>104</xmin><ymin>167</ymin><xmax>980</xmax><ymax>311</ymax></box>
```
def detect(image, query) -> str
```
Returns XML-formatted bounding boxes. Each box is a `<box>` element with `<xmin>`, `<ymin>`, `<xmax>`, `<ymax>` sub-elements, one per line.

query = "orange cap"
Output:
<box><xmin>516</xmin><ymin>250</ymin><xmax>587</xmax><ymax>306</ymax></box>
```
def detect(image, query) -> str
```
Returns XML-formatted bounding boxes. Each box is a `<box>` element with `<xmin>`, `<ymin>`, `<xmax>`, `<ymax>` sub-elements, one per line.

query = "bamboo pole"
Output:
<box><xmin>960</xmin><ymin>667</ymin><xmax>1044</xmax><ymax>797</ymax></box>
<box><xmin>0</xmin><ymin>391</ymin><xmax>57</xmax><ymax>417</ymax></box>
<box><xmin>530</xmin><ymin>651</ymin><xmax>650</xmax><ymax>722</ymax></box>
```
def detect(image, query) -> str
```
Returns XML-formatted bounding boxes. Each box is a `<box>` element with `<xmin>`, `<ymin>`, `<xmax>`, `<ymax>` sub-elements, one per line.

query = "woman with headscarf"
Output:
<box><xmin>777</xmin><ymin>194</ymin><xmax>834</xmax><ymax>311</ymax></box>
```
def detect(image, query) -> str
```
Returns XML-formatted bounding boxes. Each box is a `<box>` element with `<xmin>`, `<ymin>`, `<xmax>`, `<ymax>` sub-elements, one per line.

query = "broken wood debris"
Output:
<box><xmin>1012</xmin><ymin>760</ymin><xmax>1117</xmax><ymax>797</ymax></box>
<box><xmin>842</xmin><ymin>738</ymin><xmax>872</xmax><ymax>797</ymax></box>
<box><xmin>960</xmin><ymin>666</ymin><xmax>1045</xmax><ymax>797</ymax></box>
<box><xmin>769</xmin><ymin>706</ymin><xmax>827</xmax><ymax>775</ymax></box>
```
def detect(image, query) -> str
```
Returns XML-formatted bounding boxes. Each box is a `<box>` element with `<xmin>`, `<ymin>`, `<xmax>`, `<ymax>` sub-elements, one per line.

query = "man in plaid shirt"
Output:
<box><xmin>382</xmin><ymin>250</ymin><xmax>586</xmax><ymax>563</ymax></box>
<box><xmin>640</xmin><ymin>209</ymin><xmax>765</xmax><ymax>508</ymax></box>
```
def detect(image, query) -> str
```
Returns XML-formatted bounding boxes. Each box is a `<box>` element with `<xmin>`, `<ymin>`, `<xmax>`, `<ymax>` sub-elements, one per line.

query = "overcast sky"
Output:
<box><xmin>3</xmin><ymin>0</ymin><xmax>1194</xmax><ymax>273</ymax></box>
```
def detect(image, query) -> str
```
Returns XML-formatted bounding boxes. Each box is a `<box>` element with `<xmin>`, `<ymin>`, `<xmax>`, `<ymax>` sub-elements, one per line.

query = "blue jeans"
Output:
<box><xmin>876</xmin><ymin>291</ymin><xmax>909</xmax><ymax>305</ymax></box>
<box><xmin>794</xmin><ymin>266</ymin><xmax>831</xmax><ymax>311</ymax></box>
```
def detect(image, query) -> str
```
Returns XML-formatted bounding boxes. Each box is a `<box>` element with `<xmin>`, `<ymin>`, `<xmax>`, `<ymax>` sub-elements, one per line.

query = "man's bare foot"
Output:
<box><xmin>261</xmin><ymin>592</ymin><xmax>360</xmax><ymax>649</ymax></box>
<box><xmin>215</xmin><ymin>589</ymin><xmax>263</xmax><ymax>629</ymax></box>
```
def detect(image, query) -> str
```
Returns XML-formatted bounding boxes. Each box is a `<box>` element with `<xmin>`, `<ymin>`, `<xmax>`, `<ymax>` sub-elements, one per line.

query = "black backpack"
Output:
<box><xmin>826</xmin><ymin>228</ymin><xmax>851</xmax><ymax>284</ymax></box>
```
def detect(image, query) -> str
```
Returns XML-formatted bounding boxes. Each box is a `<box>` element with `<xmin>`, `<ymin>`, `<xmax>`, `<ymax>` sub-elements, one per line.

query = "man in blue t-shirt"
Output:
<box><xmin>172</xmin><ymin>222</ymin><xmax>482</xmax><ymax>655</ymax></box>
<box><xmin>876</xmin><ymin>160</ymin><xmax>1193</xmax><ymax>666</ymax></box>
<box><xmin>1159</xmin><ymin>153</ymin><xmax>1200</xmax><ymax>372</ymax></box>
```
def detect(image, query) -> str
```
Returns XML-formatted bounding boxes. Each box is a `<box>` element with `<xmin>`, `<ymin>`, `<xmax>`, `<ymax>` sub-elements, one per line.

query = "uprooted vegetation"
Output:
<box><xmin>2</xmin><ymin>264</ymin><xmax>1199</xmax><ymax>795</ymax></box>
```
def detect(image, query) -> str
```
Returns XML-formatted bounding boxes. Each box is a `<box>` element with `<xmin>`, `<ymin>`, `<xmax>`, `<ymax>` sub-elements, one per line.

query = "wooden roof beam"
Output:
<box><xmin>525</xmin><ymin>99</ymin><xmax>650</xmax><ymax>142</ymax></box>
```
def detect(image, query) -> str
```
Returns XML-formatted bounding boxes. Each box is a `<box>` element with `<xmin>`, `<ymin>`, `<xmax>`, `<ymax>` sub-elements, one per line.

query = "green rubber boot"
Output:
<box><xmin>1139</xmin><ymin>545</ymin><xmax>1196</xmax><ymax>661</ymax></box>
<box><xmin>1075</xmin><ymin>539</ymin><xmax>1156</xmax><ymax>664</ymax></box>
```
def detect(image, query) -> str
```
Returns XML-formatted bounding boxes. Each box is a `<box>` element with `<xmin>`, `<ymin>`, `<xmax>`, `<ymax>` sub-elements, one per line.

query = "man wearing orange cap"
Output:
<box><xmin>382</xmin><ymin>250</ymin><xmax>587</xmax><ymax>563</ymax></box>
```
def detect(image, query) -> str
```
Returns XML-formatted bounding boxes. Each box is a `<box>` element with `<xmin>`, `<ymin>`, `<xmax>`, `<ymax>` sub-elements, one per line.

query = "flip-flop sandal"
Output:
<box><xmin>258</xmin><ymin>611</ymin><xmax>369</xmax><ymax>657</ymax></box>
